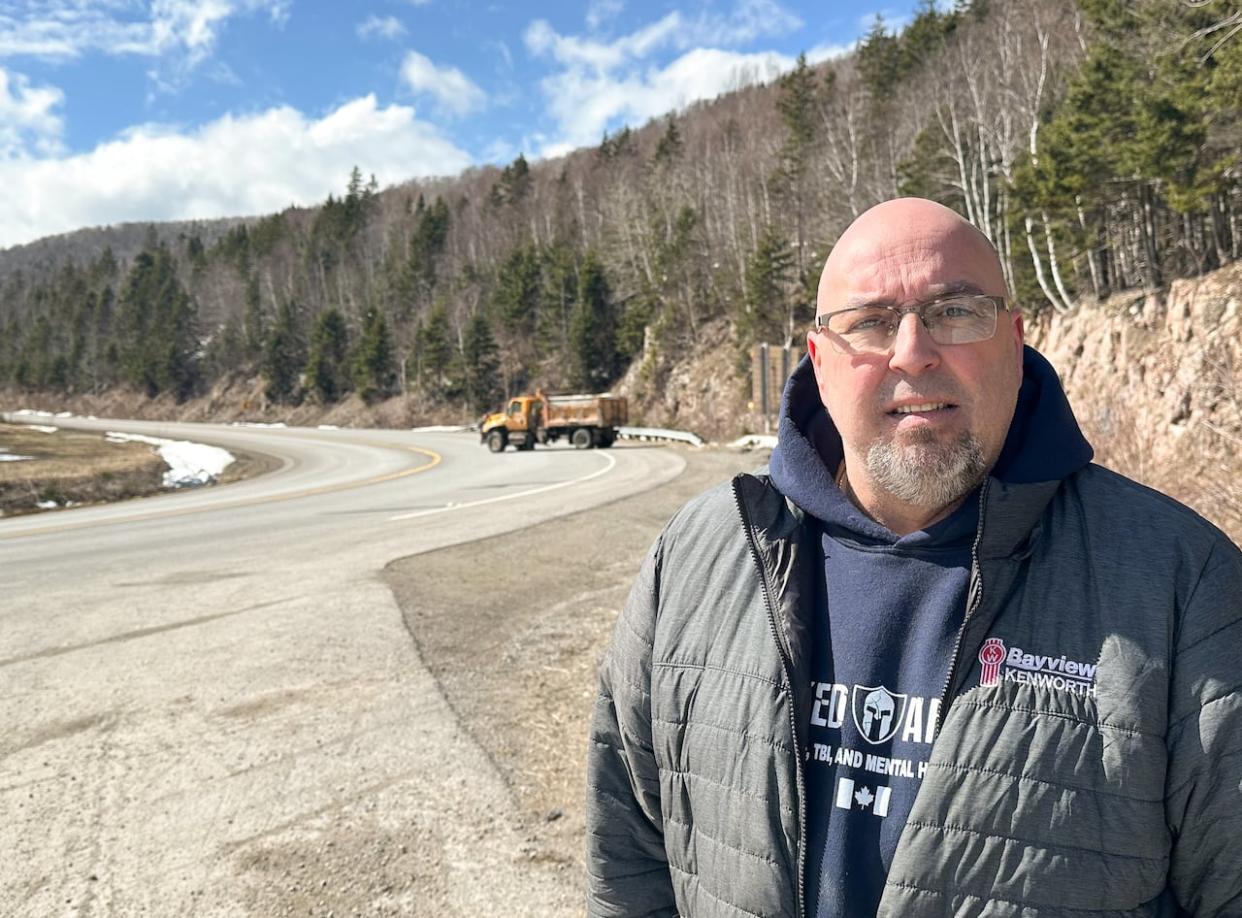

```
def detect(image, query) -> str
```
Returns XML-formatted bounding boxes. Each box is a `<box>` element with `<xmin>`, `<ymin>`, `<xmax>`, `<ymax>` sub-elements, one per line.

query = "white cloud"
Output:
<box><xmin>0</xmin><ymin>0</ymin><xmax>287</xmax><ymax>62</ymax></box>
<box><xmin>537</xmin><ymin>47</ymin><xmax>794</xmax><ymax>157</ymax></box>
<box><xmin>525</xmin><ymin>14</ymin><xmax>681</xmax><ymax>71</ymax></box>
<box><xmin>399</xmin><ymin>49</ymin><xmax>485</xmax><ymax>117</ymax></box>
<box><xmin>356</xmin><ymin>15</ymin><xmax>406</xmax><ymax>41</ymax></box>
<box><xmin>586</xmin><ymin>0</ymin><xmax>625</xmax><ymax>31</ymax></box>
<box><xmin>806</xmin><ymin>41</ymin><xmax>854</xmax><ymax>64</ymax></box>
<box><xmin>0</xmin><ymin>67</ymin><xmax>64</xmax><ymax>158</ymax></box>
<box><xmin>0</xmin><ymin>95</ymin><xmax>471</xmax><ymax>249</ymax></box>
<box><xmin>693</xmin><ymin>0</ymin><xmax>802</xmax><ymax>46</ymax></box>
<box><xmin>524</xmin><ymin>1</ymin><xmax>805</xmax><ymax>157</ymax></box>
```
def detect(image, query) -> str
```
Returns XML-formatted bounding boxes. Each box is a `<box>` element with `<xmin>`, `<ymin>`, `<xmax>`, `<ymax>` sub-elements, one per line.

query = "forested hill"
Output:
<box><xmin>1</xmin><ymin>0</ymin><xmax>1239</xmax><ymax>427</ymax></box>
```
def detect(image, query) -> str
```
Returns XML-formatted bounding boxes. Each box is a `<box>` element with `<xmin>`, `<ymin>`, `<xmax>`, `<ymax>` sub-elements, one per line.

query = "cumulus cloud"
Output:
<box><xmin>399</xmin><ymin>50</ymin><xmax>485</xmax><ymax>117</ymax></box>
<box><xmin>524</xmin><ymin>0</ymin><xmax>806</xmax><ymax>157</ymax></box>
<box><xmin>0</xmin><ymin>0</ymin><xmax>287</xmax><ymax>63</ymax></box>
<box><xmin>0</xmin><ymin>67</ymin><xmax>64</xmax><ymax>158</ymax></box>
<box><xmin>0</xmin><ymin>95</ymin><xmax>471</xmax><ymax>249</ymax></box>
<box><xmin>537</xmin><ymin>47</ymin><xmax>794</xmax><ymax>158</ymax></box>
<box><xmin>356</xmin><ymin>15</ymin><xmax>406</xmax><ymax>41</ymax></box>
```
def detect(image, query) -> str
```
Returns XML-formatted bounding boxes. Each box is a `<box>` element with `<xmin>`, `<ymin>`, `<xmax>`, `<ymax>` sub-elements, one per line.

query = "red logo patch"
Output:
<box><xmin>979</xmin><ymin>638</ymin><xmax>1006</xmax><ymax>687</ymax></box>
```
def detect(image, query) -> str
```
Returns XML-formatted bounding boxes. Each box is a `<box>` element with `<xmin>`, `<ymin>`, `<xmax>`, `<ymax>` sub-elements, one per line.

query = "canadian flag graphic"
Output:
<box><xmin>834</xmin><ymin>777</ymin><xmax>892</xmax><ymax>817</ymax></box>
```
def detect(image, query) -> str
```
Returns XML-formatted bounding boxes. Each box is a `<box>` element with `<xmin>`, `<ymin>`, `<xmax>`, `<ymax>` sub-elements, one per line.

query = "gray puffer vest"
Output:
<box><xmin>586</xmin><ymin>464</ymin><xmax>1242</xmax><ymax>917</ymax></box>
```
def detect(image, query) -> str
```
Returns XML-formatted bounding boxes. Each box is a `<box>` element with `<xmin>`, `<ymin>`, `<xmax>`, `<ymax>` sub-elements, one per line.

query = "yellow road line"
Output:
<box><xmin>0</xmin><ymin>444</ymin><xmax>441</xmax><ymax>541</ymax></box>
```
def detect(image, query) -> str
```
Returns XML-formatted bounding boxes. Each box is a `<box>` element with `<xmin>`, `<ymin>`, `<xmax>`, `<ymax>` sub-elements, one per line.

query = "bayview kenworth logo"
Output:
<box><xmin>978</xmin><ymin>638</ymin><xmax>1099</xmax><ymax>698</ymax></box>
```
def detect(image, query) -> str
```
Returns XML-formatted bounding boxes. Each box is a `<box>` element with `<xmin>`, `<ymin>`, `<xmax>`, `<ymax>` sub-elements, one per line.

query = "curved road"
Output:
<box><xmin>0</xmin><ymin>419</ymin><xmax>686</xmax><ymax>916</ymax></box>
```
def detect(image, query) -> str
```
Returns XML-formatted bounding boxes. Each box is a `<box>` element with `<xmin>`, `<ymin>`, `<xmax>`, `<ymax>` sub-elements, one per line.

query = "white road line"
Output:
<box><xmin>388</xmin><ymin>451</ymin><xmax>618</xmax><ymax>522</ymax></box>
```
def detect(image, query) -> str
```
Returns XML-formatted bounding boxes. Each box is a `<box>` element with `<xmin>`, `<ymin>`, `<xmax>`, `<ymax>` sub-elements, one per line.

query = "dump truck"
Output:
<box><xmin>480</xmin><ymin>390</ymin><xmax>628</xmax><ymax>452</ymax></box>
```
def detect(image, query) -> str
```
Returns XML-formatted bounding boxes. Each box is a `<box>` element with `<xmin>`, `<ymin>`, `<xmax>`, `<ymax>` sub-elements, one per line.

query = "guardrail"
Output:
<box><xmin>616</xmin><ymin>426</ymin><xmax>704</xmax><ymax>447</ymax></box>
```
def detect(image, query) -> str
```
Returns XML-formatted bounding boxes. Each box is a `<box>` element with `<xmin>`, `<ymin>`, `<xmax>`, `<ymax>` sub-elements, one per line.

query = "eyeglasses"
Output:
<box><xmin>815</xmin><ymin>295</ymin><xmax>1007</xmax><ymax>354</ymax></box>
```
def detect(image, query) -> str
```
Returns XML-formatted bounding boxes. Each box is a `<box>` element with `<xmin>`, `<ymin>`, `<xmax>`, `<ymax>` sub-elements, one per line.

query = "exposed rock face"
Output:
<box><xmin>1026</xmin><ymin>263</ymin><xmax>1241</xmax><ymax>542</ymax></box>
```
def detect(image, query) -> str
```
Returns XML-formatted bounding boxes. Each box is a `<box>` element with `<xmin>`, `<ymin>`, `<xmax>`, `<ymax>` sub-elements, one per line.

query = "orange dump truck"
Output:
<box><xmin>480</xmin><ymin>390</ymin><xmax>628</xmax><ymax>452</ymax></box>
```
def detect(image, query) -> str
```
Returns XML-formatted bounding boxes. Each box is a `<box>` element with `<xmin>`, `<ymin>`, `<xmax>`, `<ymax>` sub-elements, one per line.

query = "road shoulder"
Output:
<box><xmin>382</xmin><ymin>447</ymin><xmax>768</xmax><ymax>903</ymax></box>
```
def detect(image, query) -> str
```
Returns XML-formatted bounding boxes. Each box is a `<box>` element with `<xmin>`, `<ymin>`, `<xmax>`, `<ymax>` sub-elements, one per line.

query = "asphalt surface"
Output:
<box><xmin>0</xmin><ymin>418</ymin><xmax>686</xmax><ymax>917</ymax></box>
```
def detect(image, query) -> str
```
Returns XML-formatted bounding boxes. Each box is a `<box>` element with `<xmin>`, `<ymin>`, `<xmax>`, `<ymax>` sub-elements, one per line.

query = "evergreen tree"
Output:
<box><xmin>403</xmin><ymin>197</ymin><xmax>451</xmax><ymax>313</ymax></box>
<box><xmin>775</xmin><ymin>53</ymin><xmax>819</xmax><ymax>277</ymax></box>
<box><xmin>741</xmin><ymin>227</ymin><xmax>795</xmax><ymax>346</ymax></box>
<box><xmin>305</xmin><ymin>308</ymin><xmax>351</xmax><ymax>403</ymax></box>
<box><xmin>353</xmin><ymin>307</ymin><xmax>398</xmax><ymax>404</ymax></box>
<box><xmin>490</xmin><ymin>154</ymin><xmax>532</xmax><ymax>206</ymax></box>
<box><xmin>116</xmin><ymin>246</ymin><xmax>200</xmax><ymax>399</ymax></box>
<box><xmin>417</xmin><ymin>303</ymin><xmax>454</xmax><ymax>396</ymax></box>
<box><xmin>569</xmin><ymin>251</ymin><xmax>616</xmax><ymax>390</ymax></box>
<box><xmin>461</xmin><ymin>311</ymin><xmax>501</xmax><ymax>413</ymax></box>
<box><xmin>492</xmin><ymin>243</ymin><xmax>542</xmax><ymax>333</ymax></box>
<box><xmin>263</xmin><ymin>299</ymin><xmax>305</xmax><ymax>404</ymax></box>
<box><xmin>653</xmin><ymin>117</ymin><xmax>683</xmax><ymax>167</ymax></box>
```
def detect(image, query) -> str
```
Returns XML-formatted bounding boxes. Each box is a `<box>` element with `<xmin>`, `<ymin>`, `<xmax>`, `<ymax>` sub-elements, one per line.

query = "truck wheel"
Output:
<box><xmin>487</xmin><ymin>430</ymin><xmax>507</xmax><ymax>453</ymax></box>
<box><xmin>572</xmin><ymin>427</ymin><xmax>593</xmax><ymax>450</ymax></box>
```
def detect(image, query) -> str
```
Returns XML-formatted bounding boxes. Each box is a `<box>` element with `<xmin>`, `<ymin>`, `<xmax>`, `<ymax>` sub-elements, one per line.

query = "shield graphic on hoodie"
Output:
<box><xmin>851</xmin><ymin>685</ymin><xmax>908</xmax><ymax>745</ymax></box>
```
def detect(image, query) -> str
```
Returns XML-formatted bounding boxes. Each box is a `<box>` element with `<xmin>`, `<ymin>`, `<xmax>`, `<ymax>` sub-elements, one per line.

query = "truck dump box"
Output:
<box><xmin>544</xmin><ymin>394</ymin><xmax>628</xmax><ymax>430</ymax></box>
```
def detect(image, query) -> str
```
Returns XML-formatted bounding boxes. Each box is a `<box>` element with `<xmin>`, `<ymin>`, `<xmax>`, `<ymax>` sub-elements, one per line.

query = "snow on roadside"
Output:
<box><xmin>105</xmin><ymin>433</ymin><xmax>235</xmax><ymax>489</ymax></box>
<box><xmin>28</xmin><ymin>425</ymin><xmax>58</xmax><ymax>433</ymax></box>
<box><xmin>410</xmin><ymin>425</ymin><xmax>471</xmax><ymax>433</ymax></box>
<box><xmin>0</xmin><ymin>453</ymin><xmax>34</xmax><ymax>462</ymax></box>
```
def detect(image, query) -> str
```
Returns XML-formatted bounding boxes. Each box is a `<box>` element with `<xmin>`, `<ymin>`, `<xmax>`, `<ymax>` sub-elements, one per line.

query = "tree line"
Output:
<box><xmin>1</xmin><ymin>0</ymin><xmax>1238</xmax><ymax>414</ymax></box>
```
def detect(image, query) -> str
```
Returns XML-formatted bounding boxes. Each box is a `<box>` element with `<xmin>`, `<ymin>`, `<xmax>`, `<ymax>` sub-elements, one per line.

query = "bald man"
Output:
<box><xmin>586</xmin><ymin>199</ymin><xmax>1242</xmax><ymax>917</ymax></box>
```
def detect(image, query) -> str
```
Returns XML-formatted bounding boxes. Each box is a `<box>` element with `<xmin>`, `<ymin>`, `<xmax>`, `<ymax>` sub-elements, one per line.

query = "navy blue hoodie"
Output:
<box><xmin>768</xmin><ymin>346</ymin><xmax>1093</xmax><ymax>918</ymax></box>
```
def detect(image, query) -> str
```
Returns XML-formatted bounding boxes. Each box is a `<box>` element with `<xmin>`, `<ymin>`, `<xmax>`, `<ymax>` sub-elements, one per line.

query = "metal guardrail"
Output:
<box><xmin>616</xmin><ymin>426</ymin><xmax>704</xmax><ymax>447</ymax></box>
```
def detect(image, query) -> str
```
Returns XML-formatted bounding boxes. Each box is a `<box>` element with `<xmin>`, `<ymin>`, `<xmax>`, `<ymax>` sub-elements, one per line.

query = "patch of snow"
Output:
<box><xmin>29</xmin><ymin>425</ymin><xmax>59</xmax><ymax>433</ymax></box>
<box><xmin>14</xmin><ymin>408</ymin><xmax>53</xmax><ymax>417</ymax></box>
<box><xmin>55</xmin><ymin>412</ymin><xmax>73</xmax><ymax>418</ymax></box>
<box><xmin>316</xmin><ymin>424</ymin><xmax>341</xmax><ymax>430</ymax></box>
<box><xmin>105</xmin><ymin>432</ymin><xmax>235</xmax><ymax>489</ymax></box>
<box><xmin>0</xmin><ymin>453</ymin><xmax>34</xmax><ymax>462</ymax></box>
<box><xmin>410</xmin><ymin>425</ymin><xmax>471</xmax><ymax>432</ymax></box>
<box><xmin>36</xmin><ymin>499</ymin><xmax>58</xmax><ymax>509</ymax></box>
<box><xmin>231</xmin><ymin>421</ymin><xmax>288</xmax><ymax>429</ymax></box>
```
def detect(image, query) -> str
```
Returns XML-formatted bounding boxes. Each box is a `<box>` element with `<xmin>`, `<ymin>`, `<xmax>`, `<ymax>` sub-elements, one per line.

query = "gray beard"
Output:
<box><xmin>865</xmin><ymin>430</ymin><xmax>988</xmax><ymax>509</ymax></box>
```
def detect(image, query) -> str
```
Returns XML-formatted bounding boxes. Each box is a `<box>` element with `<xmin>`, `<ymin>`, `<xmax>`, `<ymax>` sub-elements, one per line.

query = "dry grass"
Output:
<box><xmin>0</xmin><ymin>423</ymin><xmax>168</xmax><ymax>516</ymax></box>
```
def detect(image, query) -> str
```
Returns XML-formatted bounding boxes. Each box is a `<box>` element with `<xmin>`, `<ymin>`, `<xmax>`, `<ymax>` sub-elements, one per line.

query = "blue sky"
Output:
<box><xmin>0</xmin><ymin>0</ymin><xmax>930</xmax><ymax>249</ymax></box>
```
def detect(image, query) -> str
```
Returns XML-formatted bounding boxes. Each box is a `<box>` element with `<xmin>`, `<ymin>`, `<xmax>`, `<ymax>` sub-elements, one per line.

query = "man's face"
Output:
<box><xmin>806</xmin><ymin>207</ymin><xmax>1024</xmax><ymax>509</ymax></box>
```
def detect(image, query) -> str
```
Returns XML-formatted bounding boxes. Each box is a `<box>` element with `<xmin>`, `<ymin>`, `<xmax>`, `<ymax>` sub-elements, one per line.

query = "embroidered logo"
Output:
<box><xmin>851</xmin><ymin>685</ymin><xmax>908</xmax><ymax>744</ymax></box>
<box><xmin>978</xmin><ymin>639</ymin><xmax>1099</xmax><ymax>698</ymax></box>
<box><xmin>979</xmin><ymin>638</ymin><xmax>1006</xmax><ymax>687</ymax></box>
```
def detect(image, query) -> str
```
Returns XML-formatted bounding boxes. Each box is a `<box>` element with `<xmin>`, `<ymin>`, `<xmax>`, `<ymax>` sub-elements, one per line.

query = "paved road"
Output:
<box><xmin>0</xmin><ymin>419</ymin><xmax>686</xmax><ymax>916</ymax></box>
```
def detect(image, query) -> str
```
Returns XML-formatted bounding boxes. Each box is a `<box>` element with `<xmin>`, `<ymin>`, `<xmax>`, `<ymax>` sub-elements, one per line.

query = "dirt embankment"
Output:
<box><xmin>383</xmin><ymin>447</ymin><xmax>767</xmax><ymax>896</ymax></box>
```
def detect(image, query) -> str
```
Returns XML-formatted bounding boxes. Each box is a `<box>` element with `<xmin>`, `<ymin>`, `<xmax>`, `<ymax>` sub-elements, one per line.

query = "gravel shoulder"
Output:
<box><xmin>382</xmin><ymin>446</ymin><xmax>769</xmax><ymax>903</ymax></box>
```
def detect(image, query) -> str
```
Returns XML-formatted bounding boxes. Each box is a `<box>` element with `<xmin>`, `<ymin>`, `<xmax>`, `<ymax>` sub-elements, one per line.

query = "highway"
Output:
<box><xmin>0</xmin><ymin>419</ymin><xmax>686</xmax><ymax>916</ymax></box>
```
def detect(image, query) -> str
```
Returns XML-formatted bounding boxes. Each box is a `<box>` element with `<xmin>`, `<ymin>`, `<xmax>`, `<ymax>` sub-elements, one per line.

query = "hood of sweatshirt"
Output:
<box><xmin>768</xmin><ymin>345</ymin><xmax>1094</xmax><ymax>542</ymax></box>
